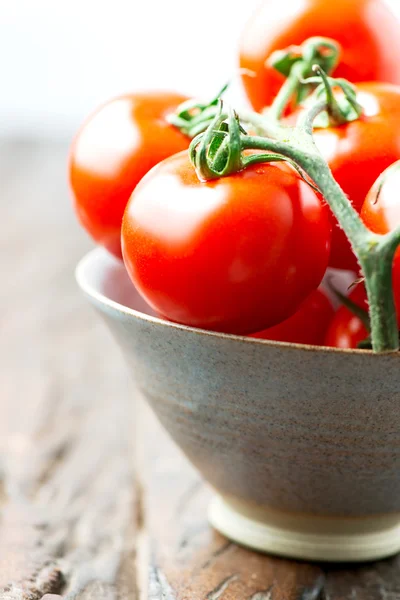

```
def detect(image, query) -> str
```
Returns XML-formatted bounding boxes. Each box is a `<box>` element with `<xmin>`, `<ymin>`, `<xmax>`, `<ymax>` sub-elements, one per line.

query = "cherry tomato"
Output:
<box><xmin>361</xmin><ymin>161</ymin><xmax>400</xmax><ymax>315</ymax></box>
<box><xmin>324</xmin><ymin>286</ymin><xmax>369</xmax><ymax>349</ymax></box>
<box><xmin>239</xmin><ymin>0</ymin><xmax>400</xmax><ymax>111</ymax></box>
<box><xmin>69</xmin><ymin>91</ymin><xmax>189</xmax><ymax>258</ymax></box>
<box><xmin>122</xmin><ymin>152</ymin><xmax>331</xmax><ymax>335</ymax></box>
<box><xmin>308</xmin><ymin>83</ymin><xmax>400</xmax><ymax>271</ymax></box>
<box><xmin>251</xmin><ymin>289</ymin><xmax>334</xmax><ymax>345</ymax></box>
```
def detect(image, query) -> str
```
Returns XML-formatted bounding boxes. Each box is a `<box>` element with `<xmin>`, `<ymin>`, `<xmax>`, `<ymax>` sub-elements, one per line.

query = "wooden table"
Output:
<box><xmin>3</xmin><ymin>140</ymin><xmax>400</xmax><ymax>599</ymax></box>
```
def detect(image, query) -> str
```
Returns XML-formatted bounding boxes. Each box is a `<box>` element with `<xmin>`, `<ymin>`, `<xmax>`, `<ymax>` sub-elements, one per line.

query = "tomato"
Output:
<box><xmin>251</xmin><ymin>289</ymin><xmax>334</xmax><ymax>345</ymax></box>
<box><xmin>361</xmin><ymin>161</ymin><xmax>400</xmax><ymax>315</ymax></box>
<box><xmin>324</xmin><ymin>286</ymin><xmax>369</xmax><ymax>349</ymax></box>
<box><xmin>239</xmin><ymin>0</ymin><xmax>400</xmax><ymax>112</ymax></box>
<box><xmin>307</xmin><ymin>83</ymin><xmax>400</xmax><ymax>271</ymax></box>
<box><xmin>122</xmin><ymin>152</ymin><xmax>331</xmax><ymax>335</ymax></box>
<box><xmin>69</xmin><ymin>91</ymin><xmax>189</xmax><ymax>258</ymax></box>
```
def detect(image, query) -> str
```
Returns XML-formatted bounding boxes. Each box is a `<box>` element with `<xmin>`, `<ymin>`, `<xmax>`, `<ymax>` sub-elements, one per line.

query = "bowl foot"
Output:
<box><xmin>209</xmin><ymin>495</ymin><xmax>400</xmax><ymax>562</ymax></box>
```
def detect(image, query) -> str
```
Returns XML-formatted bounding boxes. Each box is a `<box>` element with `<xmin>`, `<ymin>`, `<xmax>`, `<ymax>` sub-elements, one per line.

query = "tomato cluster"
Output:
<box><xmin>70</xmin><ymin>0</ymin><xmax>400</xmax><ymax>349</ymax></box>
<box><xmin>239</xmin><ymin>0</ymin><xmax>400</xmax><ymax>112</ymax></box>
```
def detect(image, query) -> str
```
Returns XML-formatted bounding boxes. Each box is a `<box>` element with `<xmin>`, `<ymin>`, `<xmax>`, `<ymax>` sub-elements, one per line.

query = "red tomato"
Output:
<box><xmin>69</xmin><ymin>91</ymin><xmax>189</xmax><ymax>258</ymax></box>
<box><xmin>239</xmin><ymin>0</ymin><xmax>400</xmax><ymax>111</ymax></box>
<box><xmin>324</xmin><ymin>286</ymin><xmax>369</xmax><ymax>349</ymax></box>
<box><xmin>308</xmin><ymin>83</ymin><xmax>400</xmax><ymax>271</ymax></box>
<box><xmin>251</xmin><ymin>289</ymin><xmax>334</xmax><ymax>345</ymax></box>
<box><xmin>361</xmin><ymin>162</ymin><xmax>400</xmax><ymax>316</ymax></box>
<box><xmin>122</xmin><ymin>152</ymin><xmax>331</xmax><ymax>335</ymax></box>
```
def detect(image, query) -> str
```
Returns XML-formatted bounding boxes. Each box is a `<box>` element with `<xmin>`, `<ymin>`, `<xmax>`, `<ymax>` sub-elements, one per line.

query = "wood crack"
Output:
<box><xmin>175</xmin><ymin>479</ymin><xmax>203</xmax><ymax>516</ymax></box>
<box><xmin>0</xmin><ymin>562</ymin><xmax>64</xmax><ymax>600</ymax></box>
<box><xmin>299</xmin><ymin>575</ymin><xmax>326</xmax><ymax>600</ymax></box>
<box><xmin>206</xmin><ymin>574</ymin><xmax>239</xmax><ymax>600</ymax></box>
<box><xmin>249</xmin><ymin>586</ymin><xmax>273</xmax><ymax>600</ymax></box>
<box><xmin>148</xmin><ymin>564</ymin><xmax>177</xmax><ymax>600</ymax></box>
<box><xmin>200</xmin><ymin>541</ymin><xmax>234</xmax><ymax>571</ymax></box>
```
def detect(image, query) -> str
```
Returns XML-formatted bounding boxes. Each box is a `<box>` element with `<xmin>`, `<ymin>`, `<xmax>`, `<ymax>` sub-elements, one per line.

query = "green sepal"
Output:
<box><xmin>268</xmin><ymin>47</ymin><xmax>303</xmax><ymax>78</ymax></box>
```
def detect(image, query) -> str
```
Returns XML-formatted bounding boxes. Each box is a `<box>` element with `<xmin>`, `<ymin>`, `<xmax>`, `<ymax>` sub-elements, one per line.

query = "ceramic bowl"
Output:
<box><xmin>76</xmin><ymin>248</ymin><xmax>400</xmax><ymax>563</ymax></box>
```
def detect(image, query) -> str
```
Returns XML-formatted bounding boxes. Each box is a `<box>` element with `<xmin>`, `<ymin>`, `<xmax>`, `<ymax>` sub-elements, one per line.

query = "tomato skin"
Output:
<box><xmin>251</xmin><ymin>289</ymin><xmax>334</xmax><ymax>345</ymax></box>
<box><xmin>69</xmin><ymin>91</ymin><xmax>189</xmax><ymax>258</ymax></box>
<box><xmin>324</xmin><ymin>286</ymin><xmax>369</xmax><ymax>349</ymax></box>
<box><xmin>307</xmin><ymin>83</ymin><xmax>400</xmax><ymax>271</ymax></box>
<box><xmin>361</xmin><ymin>162</ymin><xmax>400</xmax><ymax>316</ymax></box>
<box><xmin>239</xmin><ymin>0</ymin><xmax>400</xmax><ymax>112</ymax></box>
<box><xmin>122</xmin><ymin>152</ymin><xmax>331</xmax><ymax>335</ymax></box>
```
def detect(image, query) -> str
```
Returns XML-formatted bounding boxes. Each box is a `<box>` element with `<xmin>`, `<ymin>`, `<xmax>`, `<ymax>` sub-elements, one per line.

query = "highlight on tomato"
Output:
<box><xmin>251</xmin><ymin>289</ymin><xmax>334</xmax><ymax>345</ymax></box>
<box><xmin>324</xmin><ymin>285</ymin><xmax>369</xmax><ymax>349</ymax></box>
<box><xmin>361</xmin><ymin>161</ymin><xmax>400</xmax><ymax>315</ymax></box>
<box><xmin>69</xmin><ymin>91</ymin><xmax>189</xmax><ymax>259</ymax></box>
<box><xmin>239</xmin><ymin>0</ymin><xmax>400</xmax><ymax>112</ymax></box>
<box><xmin>121</xmin><ymin>151</ymin><xmax>332</xmax><ymax>335</ymax></box>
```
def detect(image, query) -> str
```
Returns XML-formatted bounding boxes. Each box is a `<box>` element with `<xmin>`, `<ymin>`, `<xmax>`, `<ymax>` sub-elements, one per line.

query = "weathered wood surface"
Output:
<box><xmin>2</xmin><ymin>140</ymin><xmax>400</xmax><ymax>599</ymax></box>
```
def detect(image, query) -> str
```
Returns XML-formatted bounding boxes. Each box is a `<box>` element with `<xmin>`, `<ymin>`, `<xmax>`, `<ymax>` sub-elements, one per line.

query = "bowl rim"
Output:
<box><xmin>76</xmin><ymin>247</ymin><xmax>395</xmax><ymax>358</ymax></box>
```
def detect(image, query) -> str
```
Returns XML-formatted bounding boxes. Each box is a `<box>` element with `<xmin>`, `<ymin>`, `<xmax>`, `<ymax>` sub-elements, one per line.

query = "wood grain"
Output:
<box><xmin>1</xmin><ymin>140</ymin><xmax>136</xmax><ymax>599</ymax></box>
<box><xmin>2</xmin><ymin>140</ymin><xmax>400</xmax><ymax>599</ymax></box>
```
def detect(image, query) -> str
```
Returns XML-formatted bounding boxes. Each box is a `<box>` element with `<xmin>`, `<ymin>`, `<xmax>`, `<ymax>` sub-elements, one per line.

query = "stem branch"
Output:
<box><xmin>242</xmin><ymin>115</ymin><xmax>399</xmax><ymax>352</ymax></box>
<box><xmin>189</xmin><ymin>38</ymin><xmax>400</xmax><ymax>352</ymax></box>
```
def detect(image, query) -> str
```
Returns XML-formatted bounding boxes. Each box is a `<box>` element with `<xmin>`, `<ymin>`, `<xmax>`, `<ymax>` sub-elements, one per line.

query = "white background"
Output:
<box><xmin>0</xmin><ymin>0</ymin><xmax>261</xmax><ymax>139</ymax></box>
<box><xmin>2</xmin><ymin>0</ymin><xmax>400</xmax><ymax>140</ymax></box>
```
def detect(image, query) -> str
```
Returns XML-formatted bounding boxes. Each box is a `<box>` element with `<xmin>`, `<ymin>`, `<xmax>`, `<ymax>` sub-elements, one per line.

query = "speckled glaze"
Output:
<box><xmin>76</xmin><ymin>249</ymin><xmax>400</xmax><ymax>545</ymax></box>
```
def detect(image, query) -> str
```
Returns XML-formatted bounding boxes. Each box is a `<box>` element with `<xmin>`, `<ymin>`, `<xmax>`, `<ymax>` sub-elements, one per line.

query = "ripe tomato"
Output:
<box><xmin>122</xmin><ymin>152</ymin><xmax>331</xmax><ymax>335</ymax></box>
<box><xmin>69</xmin><ymin>91</ymin><xmax>189</xmax><ymax>258</ymax></box>
<box><xmin>361</xmin><ymin>162</ymin><xmax>400</xmax><ymax>315</ymax></box>
<box><xmin>309</xmin><ymin>83</ymin><xmax>400</xmax><ymax>271</ymax></box>
<box><xmin>251</xmin><ymin>289</ymin><xmax>334</xmax><ymax>345</ymax></box>
<box><xmin>324</xmin><ymin>286</ymin><xmax>369</xmax><ymax>349</ymax></box>
<box><xmin>239</xmin><ymin>0</ymin><xmax>400</xmax><ymax>111</ymax></box>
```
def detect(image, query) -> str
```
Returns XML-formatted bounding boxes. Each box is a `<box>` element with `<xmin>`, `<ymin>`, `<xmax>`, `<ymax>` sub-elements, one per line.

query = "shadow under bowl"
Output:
<box><xmin>76</xmin><ymin>248</ymin><xmax>400</xmax><ymax>563</ymax></box>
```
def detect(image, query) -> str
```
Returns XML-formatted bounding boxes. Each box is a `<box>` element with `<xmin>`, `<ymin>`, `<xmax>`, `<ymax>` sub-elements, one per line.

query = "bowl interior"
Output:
<box><xmin>78</xmin><ymin>247</ymin><xmax>357</xmax><ymax>331</ymax></box>
<box><xmin>78</xmin><ymin>248</ymin><xmax>157</xmax><ymax>317</ymax></box>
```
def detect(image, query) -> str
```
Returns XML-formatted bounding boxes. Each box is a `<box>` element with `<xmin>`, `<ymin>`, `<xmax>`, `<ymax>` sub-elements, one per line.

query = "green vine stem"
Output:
<box><xmin>166</xmin><ymin>83</ymin><xmax>230</xmax><ymax>138</ymax></box>
<box><xmin>244</xmin><ymin>131</ymin><xmax>400</xmax><ymax>353</ymax></box>
<box><xmin>330</xmin><ymin>286</ymin><xmax>371</xmax><ymax>333</ymax></box>
<box><xmin>267</xmin><ymin>37</ymin><xmax>341</xmax><ymax>120</ymax></box>
<box><xmin>168</xmin><ymin>39</ymin><xmax>340</xmax><ymax>141</ymax></box>
<box><xmin>167</xmin><ymin>37</ymin><xmax>340</xmax><ymax>141</ymax></box>
<box><xmin>190</xmin><ymin>65</ymin><xmax>400</xmax><ymax>353</ymax></box>
<box><xmin>168</xmin><ymin>84</ymin><xmax>283</xmax><ymax>140</ymax></box>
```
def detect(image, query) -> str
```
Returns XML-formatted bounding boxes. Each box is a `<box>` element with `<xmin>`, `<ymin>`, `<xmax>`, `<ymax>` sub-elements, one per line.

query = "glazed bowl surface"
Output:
<box><xmin>76</xmin><ymin>248</ymin><xmax>400</xmax><ymax>562</ymax></box>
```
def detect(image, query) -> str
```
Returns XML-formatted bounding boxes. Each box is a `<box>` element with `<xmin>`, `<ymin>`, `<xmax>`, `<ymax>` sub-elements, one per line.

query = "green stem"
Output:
<box><xmin>362</xmin><ymin>243</ymin><xmax>399</xmax><ymax>352</ymax></box>
<box><xmin>290</xmin><ymin>143</ymin><xmax>399</xmax><ymax>352</ymax></box>
<box><xmin>242</xmin><ymin>133</ymin><xmax>368</xmax><ymax>243</ymax></box>
<box><xmin>188</xmin><ymin>37</ymin><xmax>400</xmax><ymax>352</ymax></box>
<box><xmin>297</xmin><ymin>100</ymin><xmax>326</xmax><ymax>134</ymax></box>
<box><xmin>241</xmin><ymin>129</ymin><xmax>399</xmax><ymax>352</ymax></box>
<box><xmin>330</xmin><ymin>286</ymin><xmax>371</xmax><ymax>332</ymax></box>
<box><xmin>238</xmin><ymin>109</ymin><xmax>284</xmax><ymax>138</ymax></box>
<box><xmin>268</xmin><ymin>37</ymin><xmax>341</xmax><ymax>121</ymax></box>
<box><xmin>268</xmin><ymin>63</ymin><xmax>307</xmax><ymax>121</ymax></box>
<box><xmin>311</xmin><ymin>66</ymin><xmax>344</xmax><ymax>125</ymax></box>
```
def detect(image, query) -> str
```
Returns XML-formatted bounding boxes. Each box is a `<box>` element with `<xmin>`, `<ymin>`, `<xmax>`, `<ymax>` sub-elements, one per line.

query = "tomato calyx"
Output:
<box><xmin>301</xmin><ymin>66</ymin><xmax>363</xmax><ymax>128</ymax></box>
<box><xmin>166</xmin><ymin>83</ymin><xmax>230</xmax><ymax>139</ymax></box>
<box><xmin>268</xmin><ymin>37</ymin><xmax>341</xmax><ymax>119</ymax></box>
<box><xmin>189</xmin><ymin>103</ymin><xmax>243</xmax><ymax>180</ymax></box>
<box><xmin>190</xmin><ymin>100</ymin><xmax>319</xmax><ymax>193</ymax></box>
